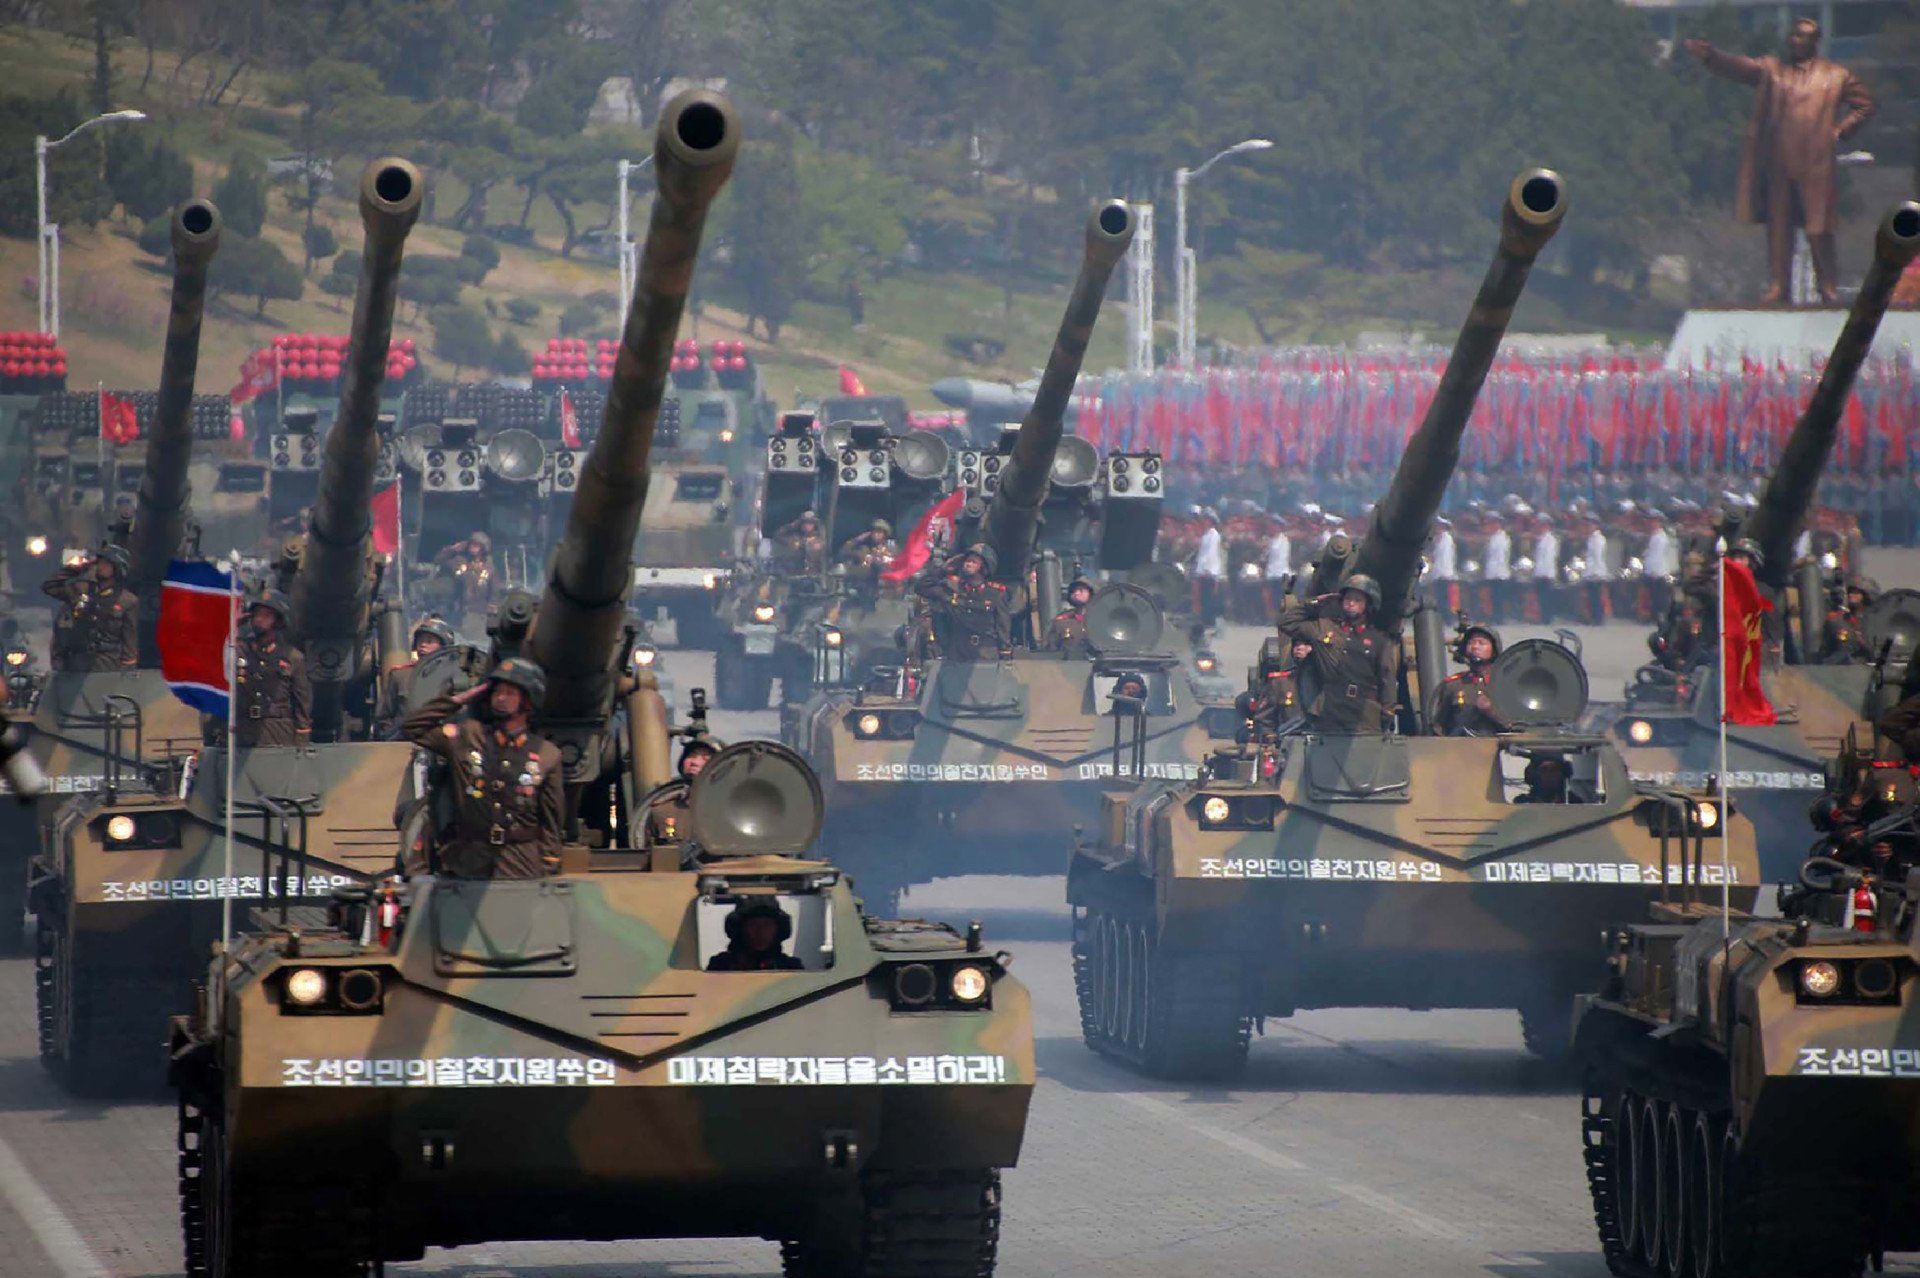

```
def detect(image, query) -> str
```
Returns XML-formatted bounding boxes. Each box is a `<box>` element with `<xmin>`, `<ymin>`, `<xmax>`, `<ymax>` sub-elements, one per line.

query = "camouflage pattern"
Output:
<box><xmin>1574</xmin><ymin>896</ymin><xmax>1920</xmax><ymax>1275</ymax></box>
<box><xmin>1613</xmin><ymin>202</ymin><xmax>1920</xmax><ymax>879</ymax></box>
<box><xmin>28</xmin><ymin>170</ymin><xmax>427</xmax><ymax>1095</ymax></box>
<box><xmin>167</xmin><ymin>97</ymin><xmax>1034</xmax><ymax>1275</ymax></box>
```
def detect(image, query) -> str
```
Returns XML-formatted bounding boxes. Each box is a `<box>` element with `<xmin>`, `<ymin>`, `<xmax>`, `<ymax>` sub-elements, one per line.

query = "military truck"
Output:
<box><xmin>1061</xmin><ymin>172</ymin><xmax>1762</xmax><ymax>1078</ymax></box>
<box><xmin>1612</xmin><ymin>201</ymin><xmax>1920</xmax><ymax>882</ymax></box>
<box><xmin>1573</xmin><ymin>778</ymin><xmax>1920</xmax><ymax>1276</ymax></box>
<box><xmin>0</xmin><ymin>201</ymin><xmax>226</xmax><ymax>957</ymax></box>
<box><xmin>784</xmin><ymin>203</ymin><xmax>1230</xmax><ymax>914</ymax></box>
<box><xmin>33</xmin><ymin>165</ymin><xmax>428</xmax><ymax>1095</ymax></box>
<box><xmin>167</xmin><ymin>92</ymin><xmax>1034</xmax><ymax>1278</ymax></box>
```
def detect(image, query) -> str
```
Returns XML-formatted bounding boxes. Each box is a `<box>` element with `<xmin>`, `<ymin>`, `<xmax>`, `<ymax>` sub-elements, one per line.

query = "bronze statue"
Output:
<box><xmin>1687</xmin><ymin>18</ymin><xmax>1876</xmax><ymax>306</ymax></box>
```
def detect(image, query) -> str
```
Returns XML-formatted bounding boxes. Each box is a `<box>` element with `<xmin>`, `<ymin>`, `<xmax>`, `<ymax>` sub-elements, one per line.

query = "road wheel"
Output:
<box><xmin>1636</xmin><ymin>1097</ymin><xmax>1664</xmax><ymax>1272</ymax></box>
<box><xmin>1616</xmin><ymin>1093</ymin><xmax>1643</xmax><ymax>1262</ymax></box>
<box><xmin>1663</xmin><ymin>1104</ymin><xmax>1689</xmax><ymax>1276</ymax></box>
<box><xmin>1687</xmin><ymin>1110</ymin><xmax>1721</xmax><ymax>1278</ymax></box>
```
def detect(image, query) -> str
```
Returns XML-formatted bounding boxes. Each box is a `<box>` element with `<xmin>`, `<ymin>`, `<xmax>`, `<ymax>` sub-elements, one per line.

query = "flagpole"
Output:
<box><xmin>220</xmin><ymin>556</ymin><xmax>239</xmax><ymax>954</ymax></box>
<box><xmin>1717</xmin><ymin>551</ymin><xmax>1730</xmax><ymax>936</ymax></box>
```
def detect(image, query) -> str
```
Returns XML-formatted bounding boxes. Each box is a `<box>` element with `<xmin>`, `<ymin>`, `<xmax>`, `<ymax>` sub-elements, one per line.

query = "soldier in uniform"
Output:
<box><xmin>1429</xmin><ymin>622</ymin><xmax>1509</xmax><ymax>736</ymax></box>
<box><xmin>836</xmin><ymin>519</ymin><xmax>896</xmax><ymax>574</ymax></box>
<box><xmin>707</xmin><ymin>898</ymin><xmax>805</xmax><ymax>971</ymax></box>
<box><xmin>1241</xmin><ymin>636</ymin><xmax>1316</xmax><ymax>741</ymax></box>
<box><xmin>1818</xmin><ymin>576</ymin><xmax>1875</xmax><ymax>664</ymax></box>
<box><xmin>1276</xmin><ymin>573</ymin><xmax>1398</xmax><ymax>734</ymax></box>
<box><xmin>434</xmin><ymin>531</ymin><xmax>493</xmax><ymax>617</ymax></box>
<box><xmin>378</xmin><ymin>617</ymin><xmax>455</xmax><ymax>737</ymax></box>
<box><xmin>1515</xmin><ymin>752</ymin><xmax>1584</xmax><ymax>804</ymax></box>
<box><xmin>772</xmin><ymin>510</ymin><xmax>825</xmax><ymax>572</ymax></box>
<box><xmin>645</xmin><ymin>736</ymin><xmax>719</xmax><ymax>850</ymax></box>
<box><xmin>915</xmin><ymin>543</ymin><xmax>1012</xmax><ymax>661</ymax></box>
<box><xmin>1045</xmin><ymin>578</ymin><xmax>1095</xmax><ymax>652</ymax></box>
<box><xmin>42</xmin><ymin>545</ymin><xmax>137</xmax><ymax>672</ymax></box>
<box><xmin>401</xmin><ymin>657</ymin><xmax>564</xmax><ymax>879</ymax></box>
<box><xmin>231</xmin><ymin>591</ymin><xmax>312</xmax><ymax>747</ymax></box>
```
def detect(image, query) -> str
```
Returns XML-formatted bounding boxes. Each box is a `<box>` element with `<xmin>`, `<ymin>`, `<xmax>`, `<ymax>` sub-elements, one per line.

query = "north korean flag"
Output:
<box><xmin>158</xmin><ymin>560</ymin><xmax>237</xmax><ymax>717</ymax></box>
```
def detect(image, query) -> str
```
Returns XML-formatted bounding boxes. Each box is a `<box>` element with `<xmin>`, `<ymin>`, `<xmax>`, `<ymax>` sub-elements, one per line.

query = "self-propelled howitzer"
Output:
<box><xmin>1318</xmin><ymin>170</ymin><xmax>1568</xmax><ymax>631</ymax></box>
<box><xmin>976</xmin><ymin>200</ymin><xmax>1135</xmax><ymax>583</ymax></box>
<box><xmin>290</xmin><ymin>159</ymin><xmax>423</xmax><ymax>740</ymax></box>
<box><xmin>526</xmin><ymin>90</ymin><xmax>739</xmax><ymax>791</ymax></box>
<box><xmin>128</xmin><ymin>199</ymin><xmax>222</xmax><ymax>664</ymax></box>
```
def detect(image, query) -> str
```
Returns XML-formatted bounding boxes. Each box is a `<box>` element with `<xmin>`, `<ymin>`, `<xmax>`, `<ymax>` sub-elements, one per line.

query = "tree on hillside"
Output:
<box><xmin>0</xmin><ymin>93</ymin><xmax>114</xmax><ymax>239</ymax></box>
<box><xmin>718</xmin><ymin>129</ymin><xmax>810</xmax><ymax>342</ymax></box>
<box><xmin>433</xmin><ymin>304</ymin><xmax>495</xmax><ymax>375</ymax></box>
<box><xmin>213</xmin><ymin>152</ymin><xmax>269</xmax><ymax>239</ymax></box>
<box><xmin>303</xmin><ymin>224</ymin><xmax>339</xmax><ymax>275</ymax></box>
<box><xmin>212</xmin><ymin>234</ymin><xmax>303</xmax><ymax>316</ymax></box>
<box><xmin>107</xmin><ymin>134</ymin><xmax>195</xmax><ymax>223</ymax></box>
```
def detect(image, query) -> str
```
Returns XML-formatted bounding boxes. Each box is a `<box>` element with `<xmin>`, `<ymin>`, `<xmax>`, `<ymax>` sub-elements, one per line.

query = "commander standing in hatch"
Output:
<box><xmin>1276</xmin><ymin>574</ymin><xmax>1397</xmax><ymax>734</ymax></box>
<box><xmin>402</xmin><ymin>657</ymin><xmax>564</xmax><ymax>879</ymax></box>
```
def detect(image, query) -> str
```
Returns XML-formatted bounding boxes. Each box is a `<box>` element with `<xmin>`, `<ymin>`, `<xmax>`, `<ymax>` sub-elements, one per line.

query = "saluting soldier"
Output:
<box><xmin>836</xmin><ymin>518</ymin><xmax>897</xmax><ymax>574</ymax></box>
<box><xmin>645</xmin><ymin>736</ymin><xmax>719</xmax><ymax>850</ymax></box>
<box><xmin>772</xmin><ymin>510</ymin><xmax>825</xmax><ymax>572</ymax></box>
<box><xmin>1045</xmin><ymin>578</ymin><xmax>1095</xmax><ymax>652</ymax></box>
<box><xmin>1275</xmin><ymin>573</ymin><xmax>1398</xmax><ymax>734</ymax></box>
<box><xmin>231</xmin><ymin>591</ymin><xmax>312</xmax><ymax>747</ymax></box>
<box><xmin>1819</xmin><ymin>577</ymin><xmax>1875</xmax><ymax>665</ymax></box>
<box><xmin>402</xmin><ymin>657</ymin><xmax>564</xmax><ymax>880</ymax></box>
<box><xmin>42</xmin><ymin>545</ymin><xmax>137</xmax><ymax>672</ymax></box>
<box><xmin>1429</xmin><ymin>622</ymin><xmax>1510</xmax><ymax>737</ymax></box>
<box><xmin>915</xmin><ymin>543</ymin><xmax>1013</xmax><ymax>661</ymax></box>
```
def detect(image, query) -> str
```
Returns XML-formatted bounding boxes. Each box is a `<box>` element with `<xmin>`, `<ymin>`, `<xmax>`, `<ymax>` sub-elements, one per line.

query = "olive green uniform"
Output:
<box><xmin>42</xmin><ymin>565</ymin><xmax>136</xmax><ymax>672</ymax></box>
<box><xmin>645</xmin><ymin>784</ymin><xmax>693</xmax><ymax>848</ymax></box>
<box><xmin>1429</xmin><ymin>668</ymin><xmax>1507</xmax><ymax>736</ymax></box>
<box><xmin>916</xmin><ymin>574</ymin><xmax>1013</xmax><ymax>660</ymax></box>
<box><xmin>232</xmin><ymin>633</ymin><xmax>313</xmax><ymax>747</ymax></box>
<box><xmin>1045</xmin><ymin>607</ymin><xmax>1088</xmax><ymax>653</ymax></box>
<box><xmin>402</xmin><ymin>694</ymin><xmax>564</xmax><ymax>880</ymax></box>
<box><xmin>1276</xmin><ymin>598</ymin><xmax>1397</xmax><ymax>734</ymax></box>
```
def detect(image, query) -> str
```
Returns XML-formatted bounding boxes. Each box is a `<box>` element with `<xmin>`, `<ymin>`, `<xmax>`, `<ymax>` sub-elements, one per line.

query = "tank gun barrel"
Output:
<box><xmin>979</xmin><ymin>201</ymin><xmax>1134</xmax><ymax>581</ymax></box>
<box><xmin>528</xmin><ymin>90</ymin><xmax>738</xmax><ymax>738</ymax></box>
<box><xmin>1743</xmin><ymin>201</ymin><xmax>1920</xmax><ymax>590</ymax></box>
<box><xmin>129</xmin><ymin>199</ymin><xmax>221</xmax><ymax>663</ymax></box>
<box><xmin>290</xmin><ymin>159</ymin><xmax>422</xmax><ymax>738</ymax></box>
<box><xmin>1349</xmin><ymin>170</ymin><xmax>1567</xmax><ymax>630</ymax></box>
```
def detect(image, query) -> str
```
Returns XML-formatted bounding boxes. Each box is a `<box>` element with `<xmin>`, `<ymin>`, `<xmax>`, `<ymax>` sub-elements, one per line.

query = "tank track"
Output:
<box><xmin>33</xmin><ymin>919</ymin><xmax>54</xmax><ymax>1066</ymax></box>
<box><xmin>0</xmin><ymin>858</ymin><xmax>30</xmax><ymax>956</ymax></box>
<box><xmin>187</xmin><ymin>1098</ymin><xmax>376</xmax><ymax>1278</ymax></box>
<box><xmin>1582</xmin><ymin>1065</ymin><xmax>1872</xmax><ymax>1277</ymax></box>
<box><xmin>40</xmin><ymin>917</ymin><xmax>183</xmax><ymax>1097</ymax></box>
<box><xmin>781</xmin><ymin>1170</ymin><xmax>1001</xmax><ymax>1278</ymax></box>
<box><xmin>1072</xmin><ymin>892</ymin><xmax>1249</xmax><ymax>1080</ymax></box>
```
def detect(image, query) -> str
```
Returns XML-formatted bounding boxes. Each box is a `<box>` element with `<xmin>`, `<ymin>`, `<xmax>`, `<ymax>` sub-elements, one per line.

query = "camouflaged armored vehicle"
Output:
<box><xmin>1612</xmin><ymin>202</ymin><xmax>1920</xmax><ymax>881</ymax></box>
<box><xmin>33</xmin><ymin>165</ymin><xmax>429</xmax><ymax>1095</ymax></box>
<box><xmin>1573</xmin><ymin>787</ymin><xmax>1920</xmax><ymax>1275</ymax></box>
<box><xmin>168</xmin><ymin>94</ymin><xmax>1034</xmax><ymax>1278</ymax></box>
<box><xmin>1064</xmin><ymin>172</ymin><xmax>1766</xmax><ymax>1078</ymax></box>
<box><xmin>784</xmin><ymin>203</ymin><xmax>1224</xmax><ymax>914</ymax></box>
<box><xmin>0</xmin><ymin>200</ymin><xmax>226</xmax><ymax>957</ymax></box>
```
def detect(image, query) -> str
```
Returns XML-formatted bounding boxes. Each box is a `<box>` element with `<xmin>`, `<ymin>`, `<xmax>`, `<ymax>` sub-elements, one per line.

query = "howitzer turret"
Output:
<box><xmin>290</xmin><ymin>159</ymin><xmax>422</xmax><ymax>739</ymax></box>
<box><xmin>129</xmin><ymin>199</ymin><xmax>221</xmax><ymax>664</ymax></box>
<box><xmin>1332</xmin><ymin>170</ymin><xmax>1568</xmax><ymax>630</ymax></box>
<box><xmin>526</xmin><ymin>90</ymin><xmax>738</xmax><ymax>781</ymax></box>
<box><xmin>978</xmin><ymin>200</ymin><xmax>1134</xmax><ymax>582</ymax></box>
<box><xmin>1742</xmin><ymin>201</ymin><xmax>1920</xmax><ymax>592</ymax></box>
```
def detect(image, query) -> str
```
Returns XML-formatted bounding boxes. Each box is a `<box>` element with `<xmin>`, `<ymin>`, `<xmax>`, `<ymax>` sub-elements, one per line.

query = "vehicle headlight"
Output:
<box><xmin>1626</xmin><ymin>719</ymin><xmax>1654</xmax><ymax>745</ymax></box>
<box><xmin>1195</xmin><ymin>655</ymin><xmax>1217</xmax><ymax>674</ymax></box>
<box><xmin>284</xmin><ymin>968</ymin><xmax>329</xmax><ymax>1007</ymax></box>
<box><xmin>1240</xmin><ymin>562</ymin><xmax>1260</xmax><ymax>579</ymax></box>
<box><xmin>1694</xmin><ymin>801</ymin><xmax>1720</xmax><ymax>831</ymax></box>
<box><xmin>857</xmin><ymin>713</ymin><xmax>882</xmax><ymax>737</ymax></box>
<box><xmin>631</xmin><ymin>643</ymin><xmax>657</xmax><ymax>668</ymax></box>
<box><xmin>25</xmin><ymin>535</ymin><xmax>46</xmax><ymax>557</ymax></box>
<box><xmin>702</xmin><ymin>572</ymin><xmax>718</xmax><ymax>590</ymax></box>
<box><xmin>1799</xmin><ymin>960</ymin><xmax>1841</xmax><ymax>999</ymax></box>
<box><xmin>1819</xmin><ymin>551</ymin><xmax>1839</xmax><ymax>571</ymax></box>
<box><xmin>719</xmin><ymin>428</ymin><xmax>735</xmax><ymax>443</ymax></box>
<box><xmin>1203</xmin><ymin>797</ymin><xmax>1232</xmax><ymax>824</ymax></box>
<box><xmin>950</xmin><ymin>965</ymin><xmax>989</xmax><ymax>1003</ymax></box>
<box><xmin>105</xmin><ymin>815</ymin><xmax>137</xmax><ymax>843</ymax></box>
<box><xmin>4</xmin><ymin>649</ymin><xmax>26</xmax><ymax>668</ymax></box>
<box><xmin>823</xmin><ymin>628</ymin><xmax>843</xmax><ymax>648</ymax></box>
<box><xmin>753</xmin><ymin>603</ymin><xmax>776</xmax><ymax>622</ymax></box>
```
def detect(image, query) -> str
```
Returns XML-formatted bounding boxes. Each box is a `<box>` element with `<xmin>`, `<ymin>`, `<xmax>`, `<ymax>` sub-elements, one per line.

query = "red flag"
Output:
<box><xmin>838</xmin><ymin>366</ymin><xmax>868</xmax><ymax>396</ymax></box>
<box><xmin>881</xmin><ymin>490</ymin><xmax>966</xmax><ymax>585</ymax></box>
<box><xmin>559</xmin><ymin>387</ymin><xmax>582</xmax><ymax>449</ymax></box>
<box><xmin>1722</xmin><ymin>558</ymin><xmax>1777</xmax><ymax>726</ymax></box>
<box><xmin>99</xmin><ymin>390</ymin><xmax>139</xmax><ymax>444</ymax></box>
<box><xmin>371</xmin><ymin>483</ymin><xmax>400</xmax><ymax>557</ymax></box>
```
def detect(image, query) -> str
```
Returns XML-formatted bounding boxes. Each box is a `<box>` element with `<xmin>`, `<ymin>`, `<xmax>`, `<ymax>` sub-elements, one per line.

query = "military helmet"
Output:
<box><xmin>961</xmin><ymin>542</ymin><xmax>998</xmax><ymax>575</ymax></box>
<box><xmin>1727</xmin><ymin>538</ymin><xmax>1764</xmax><ymax>567</ymax></box>
<box><xmin>870</xmin><ymin>518</ymin><xmax>892</xmax><ymax>534</ymax></box>
<box><xmin>95</xmin><ymin>544</ymin><xmax>131</xmax><ymax>574</ymax></box>
<box><xmin>799</xmin><ymin>509</ymin><xmax>818</xmax><ymax>522</ymax></box>
<box><xmin>486</xmin><ymin>657</ymin><xmax>546</xmax><ymax>710</ymax></box>
<box><xmin>250</xmin><ymin>589</ymin><xmax>293</xmax><ymax>624</ymax></box>
<box><xmin>470</xmin><ymin>531</ymin><xmax>492</xmax><ymax>550</ymax></box>
<box><xmin>412</xmin><ymin>617</ymin><xmax>455</xmax><ymax>649</ymax></box>
<box><xmin>723</xmin><ymin>896</ymin><xmax>793</xmax><ymax>944</ymax></box>
<box><xmin>1455</xmin><ymin>621</ymin><xmax>1502</xmax><ymax>661</ymax></box>
<box><xmin>680</xmin><ymin>735</ymin><xmax>720</xmax><ymax>767</ymax></box>
<box><xmin>1341</xmin><ymin>573</ymin><xmax>1383</xmax><ymax>608</ymax></box>
<box><xmin>1523</xmin><ymin>752</ymin><xmax>1571</xmax><ymax>787</ymax></box>
<box><xmin>1067</xmin><ymin>577</ymin><xmax>1095</xmax><ymax>598</ymax></box>
<box><xmin>1849</xmin><ymin>576</ymin><xmax>1880</xmax><ymax>600</ymax></box>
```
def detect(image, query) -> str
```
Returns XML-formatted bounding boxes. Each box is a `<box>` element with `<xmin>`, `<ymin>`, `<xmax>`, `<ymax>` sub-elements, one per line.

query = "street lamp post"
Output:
<box><xmin>1173</xmin><ymin>137</ymin><xmax>1272</xmax><ymax>370</ymax></box>
<box><xmin>616</xmin><ymin>154</ymin><xmax>655</xmax><ymax>320</ymax></box>
<box><xmin>36</xmin><ymin>109</ymin><xmax>146</xmax><ymax>339</ymax></box>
